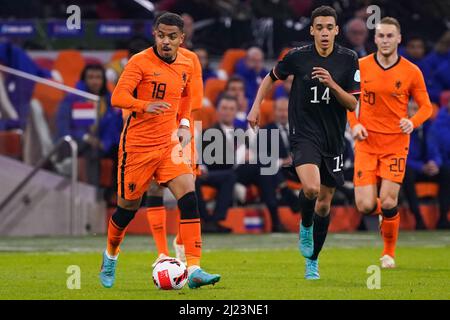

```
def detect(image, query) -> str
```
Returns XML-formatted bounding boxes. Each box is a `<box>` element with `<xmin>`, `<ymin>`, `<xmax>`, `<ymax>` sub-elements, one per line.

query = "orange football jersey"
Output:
<box><xmin>348</xmin><ymin>53</ymin><xmax>432</xmax><ymax>154</ymax></box>
<box><xmin>111</xmin><ymin>46</ymin><xmax>193</xmax><ymax>152</ymax></box>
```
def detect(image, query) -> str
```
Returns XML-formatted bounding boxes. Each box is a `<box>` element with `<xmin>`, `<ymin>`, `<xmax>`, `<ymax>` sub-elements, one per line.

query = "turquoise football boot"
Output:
<box><xmin>299</xmin><ymin>223</ymin><xmax>314</xmax><ymax>258</ymax></box>
<box><xmin>99</xmin><ymin>251</ymin><xmax>118</xmax><ymax>288</ymax></box>
<box><xmin>305</xmin><ymin>258</ymin><xmax>320</xmax><ymax>280</ymax></box>
<box><xmin>188</xmin><ymin>268</ymin><xmax>221</xmax><ymax>289</ymax></box>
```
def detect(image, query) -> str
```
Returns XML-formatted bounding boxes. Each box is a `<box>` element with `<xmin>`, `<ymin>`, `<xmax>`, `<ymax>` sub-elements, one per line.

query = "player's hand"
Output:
<box><xmin>352</xmin><ymin>124</ymin><xmax>368</xmax><ymax>141</ymax></box>
<box><xmin>177</xmin><ymin>125</ymin><xmax>191</xmax><ymax>148</ymax></box>
<box><xmin>312</xmin><ymin>67</ymin><xmax>336</xmax><ymax>89</ymax></box>
<box><xmin>247</xmin><ymin>106</ymin><xmax>260</xmax><ymax>131</ymax></box>
<box><xmin>399</xmin><ymin>118</ymin><xmax>414</xmax><ymax>134</ymax></box>
<box><xmin>145</xmin><ymin>101</ymin><xmax>171</xmax><ymax>115</ymax></box>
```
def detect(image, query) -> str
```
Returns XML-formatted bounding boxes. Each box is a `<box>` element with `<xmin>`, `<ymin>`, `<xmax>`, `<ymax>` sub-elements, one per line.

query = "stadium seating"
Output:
<box><xmin>218</xmin><ymin>49</ymin><xmax>247</xmax><ymax>77</ymax></box>
<box><xmin>204</xmin><ymin>78</ymin><xmax>227</xmax><ymax>105</ymax></box>
<box><xmin>32</xmin><ymin>50</ymin><xmax>85</xmax><ymax>131</ymax></box>
<box><xmin>0</xmin><ymin>131</ymin><xmax>22</xmax><ymax>160</ymax></box>
<box><xmin>259</xmin><ymin>99</ymin><xmax>274</xmax><ymax>127</ymax></box>
<box><xmin>192</xmin><ymin>105</ymin><xmax>217</xmax><ymax>129</ymax></box>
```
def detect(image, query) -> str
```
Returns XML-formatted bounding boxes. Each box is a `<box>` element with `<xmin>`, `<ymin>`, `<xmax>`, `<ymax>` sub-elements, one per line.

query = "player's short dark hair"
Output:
<box><xmin>378</xmin><ymin>17</ymin><xmax>401</xmax><ymax>33</ymax></box>
<box><xmin>154</xmin><ymin>12</ymin><xmax>184</xmax><ymax>32</ymax></box>
<box><xmin>311</xmin><ymin>6</ymin><xmax>337</xmax><ymax>25</ymax></box>
<box><xmin>217</xmin><ymin>93</ymin><xmax>238</xmax><ymax>108</ymax></box>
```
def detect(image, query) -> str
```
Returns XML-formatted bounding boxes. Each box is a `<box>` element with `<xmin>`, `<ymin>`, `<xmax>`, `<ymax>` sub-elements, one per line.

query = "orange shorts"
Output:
<box><xmin>118</xmin><ymin>142</ymin><xmax>193</xmax><ymax>200</ymax></box>
<box><xmin>354</xmin><ymin>150</ymin><xmax>407</xmax><ymax>186</ymax></box>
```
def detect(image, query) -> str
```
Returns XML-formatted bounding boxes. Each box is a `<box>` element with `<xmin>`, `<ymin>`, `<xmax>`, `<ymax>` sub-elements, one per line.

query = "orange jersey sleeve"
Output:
<box><xmin>114</xmin><ymin>47</ymin><xmax>194</xmax><ymax>152</ymax></box>
<box><xmin>111</xmin><ymin>57</ymin><xmax>149</xmax><ymax>113</ymax></box>
<box><xmin>409</xmin><ymin>68</ymin><xmax>433</xmax><ymax>128</ymax></box>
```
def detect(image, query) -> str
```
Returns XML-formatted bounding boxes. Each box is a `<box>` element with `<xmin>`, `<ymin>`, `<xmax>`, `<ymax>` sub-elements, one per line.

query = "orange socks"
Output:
<box><xmin>106</xmin><ymin>218</ymin><xmax>126</xmax><ymax>257</ymax></box>
<box><xmin>381</xmin><ymin>212</ymin><xmax>400</xmax><ymax>257</ymax></box>
<box><xmin>146</xmin><ymin>206</ymin><xmax>169</xmax><ymax>256</ymax></box>
<box><xmin>179</xmin><ymin>218</ymin><xmax>202</xmax><ymax>267</ymax></box>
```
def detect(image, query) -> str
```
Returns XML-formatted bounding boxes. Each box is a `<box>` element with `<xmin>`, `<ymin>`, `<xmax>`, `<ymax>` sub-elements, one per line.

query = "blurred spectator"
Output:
<box><xmin>262</xmin><ymin>97</ymin><xmax>300</xmax><ymax>214</ymax></box>
<box><xmin>56</xmin><ymin>64</ymin><xmax>122</xmax><ymax>187</ymax></box>
<box><xmin>234</xmin><ymin>47</ymin><xmax>268</xmax><ymax>105</ymax></box>
<box><xmin>273</xmin><ymin>75</ymin><xmax>293</xmax><ymax>100</ymax></box>
<box><xmin>428</xmin><ymin>100</ymin><xmax>450</xmax><ymax>229</ymax></box>
<box><xmin>422</xmin><ymin>31</ymin><xmax>450</xmax><ymax>103</ymax></box>
<box><xmin>181</xmin><ymin>13</ymin><xmax>195</xmax><ymax>50</ymax></box>
<box><xmin>194</xmin><ymin>47</ymin><xmax>217</xmax><ymax>83</ymax></box>
<box><xmin>403</xmin><ymin>36</ymin><xmax>427</xmax><ymax>65</ymax></box>
<box><xmin>223</xmin><ymin>76</ymin><xmax>248</xmax><ymax>129</ymax></box>
<box><xmin>342</xmin><ymin>18</ymin><xmax>373</xmax><ymax>58</ymax></box>
<box><xmin>196</xmin><ymin>94</ymin><xmax>238</xmax><ymax>233</ymax></box>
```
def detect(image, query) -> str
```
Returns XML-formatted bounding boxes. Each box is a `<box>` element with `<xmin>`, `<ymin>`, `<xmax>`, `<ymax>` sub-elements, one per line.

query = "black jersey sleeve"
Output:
<box><xmin>272</xmin><ymin>49</ymin><xmax>297</xmax><ymax>81</ymax></box>
<box><xmin>345</xmin><ymin>51</ymin><xmax>361</xmax><ymax>95</ymax></box>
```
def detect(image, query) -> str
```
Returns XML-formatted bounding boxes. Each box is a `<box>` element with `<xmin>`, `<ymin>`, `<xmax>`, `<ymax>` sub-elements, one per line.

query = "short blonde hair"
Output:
<box><xmin>378</xmin><ymin>17</ymin><xmax>401</xmax><ymax>33</ymax></box>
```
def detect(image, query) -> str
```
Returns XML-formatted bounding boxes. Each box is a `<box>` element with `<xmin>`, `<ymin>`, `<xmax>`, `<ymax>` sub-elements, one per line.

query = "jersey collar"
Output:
<box><xmin>373</xmin><ymin>53</ymin><xmax>401</xmax><ymax>71</ymax></box>
<box><xmin>152</xmin><ymin>45</ymin><xmax>177</xmax><ymax>64</ymax></box>
<box><xmin>313</xmin><ymin>42</ymin><xmax>336</xmax><ymax>58</ymax></box>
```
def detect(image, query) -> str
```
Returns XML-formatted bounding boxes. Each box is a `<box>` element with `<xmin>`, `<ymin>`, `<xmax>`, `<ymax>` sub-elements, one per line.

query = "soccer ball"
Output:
<box><xmin>152</xmin><ymin>258</ymin><xmax>188</xmax><ymax>290</ymax></box>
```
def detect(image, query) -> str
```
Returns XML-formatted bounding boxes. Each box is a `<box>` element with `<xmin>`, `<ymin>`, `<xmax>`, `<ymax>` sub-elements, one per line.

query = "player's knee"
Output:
<box><xmin>381</xmin><ymin>197</ymin><xmax>398</xmax><ymax>210</ymax></box>
<box><xmin>177</xmin><ymin>191</ymin><xmax>199</xmax><ymax>220</ymax></box>
<box><xmin>356</xmin><ymin>198</ymin><xmax>376</xmax><ymax>215</ymax></box>
<box><xmin>111</xmin><ymin>206</ymin><xmax>137</xmax><ymax>228</ymax></box>
<box><xmin>145</xmin><ymin>196</ymin><xmax>163</xmax><ymax>208</ymax></box>
<box><xmin>315</xmin><ymin>201</ymin><xmax>331</xmax><ymax>216</ymax></box>
<box><xmin>303</xmin><ymin>185</ymin><xmax>320</xmax><ymax>199</ymax></box>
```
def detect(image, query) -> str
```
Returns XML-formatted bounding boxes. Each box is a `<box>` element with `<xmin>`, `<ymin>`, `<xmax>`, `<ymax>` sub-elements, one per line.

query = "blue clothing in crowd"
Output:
<box><xmin>407</xmin><ymin>121</ymin><xmax>442</xmax><ymax>172</ymax></box>
<box><xmin>429</xmin><ymin>108</ymin><xmax>450</xmax><ymax>168</ymax></box>
<box><xmin>0</xmin><ymin>42</ymin><xmax>52</xmax><ymax>130</ymax></box>
<box><xmin>234</xmin><ymin>58</ymin><xmax>268</xmax><ymax>106</ymax></box>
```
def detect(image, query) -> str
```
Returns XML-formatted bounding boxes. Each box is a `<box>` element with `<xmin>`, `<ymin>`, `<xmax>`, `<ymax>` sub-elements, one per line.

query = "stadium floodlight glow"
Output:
<box><xmin>133</xmin><ymin>0</ymin><xmax>155</xmax><ymax>13</ymax></box>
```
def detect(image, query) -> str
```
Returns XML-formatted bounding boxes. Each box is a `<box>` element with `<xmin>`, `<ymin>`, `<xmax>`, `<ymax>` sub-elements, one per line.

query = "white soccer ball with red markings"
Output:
<box><xmin>152</xmin><ymin>258</ymin><xmax>188</xmax><ymax>290</ymax></box>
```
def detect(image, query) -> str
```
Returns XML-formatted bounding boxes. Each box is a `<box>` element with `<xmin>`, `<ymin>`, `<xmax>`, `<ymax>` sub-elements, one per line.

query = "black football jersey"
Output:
<box><xmin>273</xmin><ymin>43</ymin><xmax>360</xmax><ymax>157</ymax></box>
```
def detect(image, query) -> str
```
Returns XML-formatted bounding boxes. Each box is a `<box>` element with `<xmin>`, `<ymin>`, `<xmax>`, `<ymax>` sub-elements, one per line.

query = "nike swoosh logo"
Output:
<box><xmin>152</xmin><ymin>72</ymin><xmax>161</xmax><ymax>76</ymax></box>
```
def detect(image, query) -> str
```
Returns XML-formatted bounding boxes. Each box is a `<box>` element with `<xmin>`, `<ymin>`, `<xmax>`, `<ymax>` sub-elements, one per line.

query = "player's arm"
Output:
<box><xmin>347</xmin><ymin>105</ymin><xmax>368</xmax><ymax>141</ymax></box>
<box><xmin>177</xmin><ymin>71</ymin><xmax>193</xmax><ymax>147</ymax></box>
<box><xmin>311</xmin><ymin>67</ymin><xmax>358</xmax><ymax>111</ymax></box>
<box><xmin>247</xmin><ymin>74</ymin><xmax>276</xmax><ymax>129</ymax></box>
<box><xmin>401</xmin><ymin>68</ymin><xmax>433</xmax><ymax>134</ymax></box>
<box><xmin>111</xmin><ymin>60</ymin><xmax>171</xmax><ymax>114</ymax></box>
<box><xmin>248</xmin><ymin>49</ymin><xmax>296</xmax><ymax>129</ymax></box>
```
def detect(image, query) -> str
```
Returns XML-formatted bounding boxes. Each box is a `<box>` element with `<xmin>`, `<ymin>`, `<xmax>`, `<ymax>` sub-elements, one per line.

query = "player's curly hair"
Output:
<box><xmin>311</xmin><ymin>5</ymin><xmax>337</xmax><ymax>25</ymax></box>
<box><xmin>154</xmin><ymin>12</ymin><xmax>184</xmax><ymax>32</ymax></box>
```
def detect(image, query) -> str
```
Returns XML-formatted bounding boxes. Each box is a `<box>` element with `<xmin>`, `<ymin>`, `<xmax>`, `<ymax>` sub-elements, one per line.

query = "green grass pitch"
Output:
<box><xmin>0</xmin><ymin>232</ymin><xmax>449</xmax><ymax>300</ymax></box>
